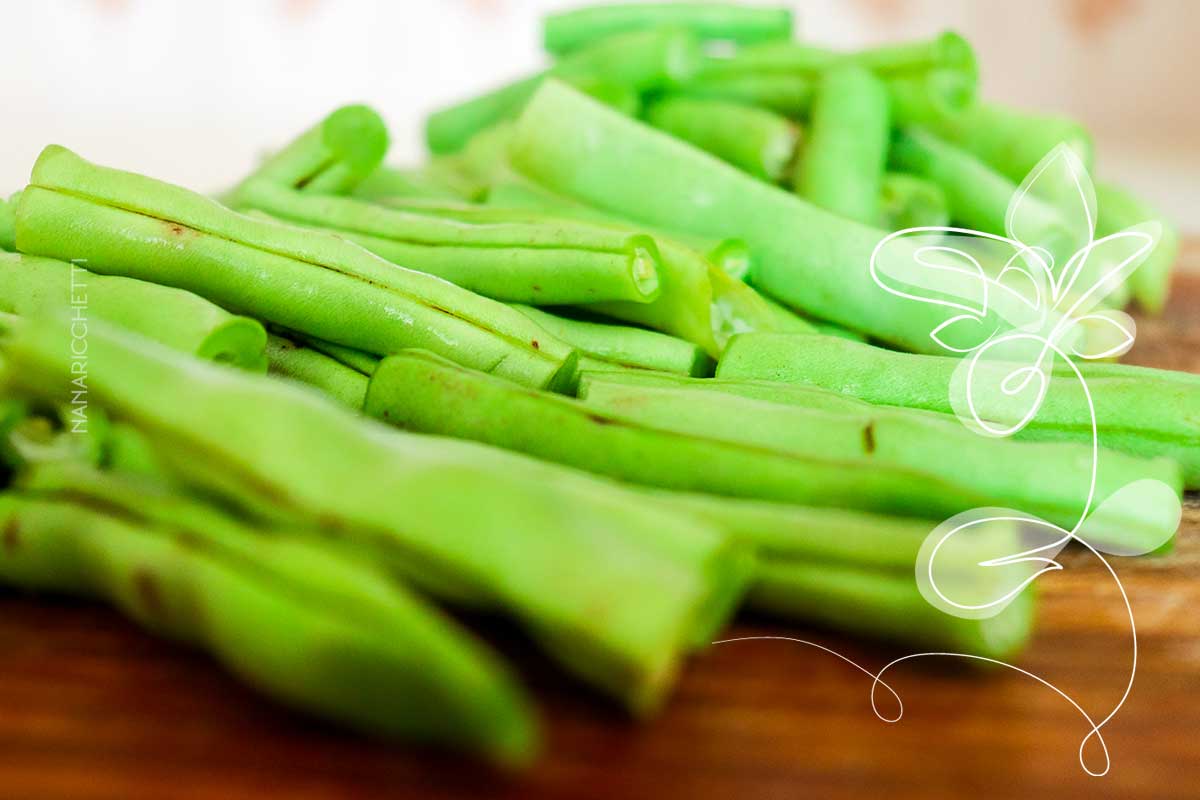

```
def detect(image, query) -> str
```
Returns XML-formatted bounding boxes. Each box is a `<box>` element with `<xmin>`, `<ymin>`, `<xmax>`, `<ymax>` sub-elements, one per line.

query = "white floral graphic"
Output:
<box><xmin>717</xmin><ymin>145</ymin><xmax>1181</xmax><ymax>778</ymax></box>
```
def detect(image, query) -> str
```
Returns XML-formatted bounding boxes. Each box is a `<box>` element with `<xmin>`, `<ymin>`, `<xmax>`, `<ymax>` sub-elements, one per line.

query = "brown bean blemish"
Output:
<box><xmin>2</xmin><ymin>518</ymin><xmax>20</xmax><ymax>555</ymax></box>
<box><xmin>531</xmin><ymin>339</ymin><xmax>540</xmax><ymax>350</ymax></box>
<box><xmin>532</xmin><ymin>285</ymin><xmax>542</xmax><ymax>292</ymax></box>
<box><xmin>134</xmin><ymin>569</ymin><xmax>164</xmax><ymax>617</ymax></box>
<box><xmin>862</xmin><ymin>421</ymin><xmax>877</xmax><ymax>454</ymax></box>
<box><xmin>586</xmin><ymin>413</ymin><xmax>615</xmax><ymax>426</ymax></box>
<box><xmin>169</xmin><ymin>224</ymin><xmax>185</xmax><ymax>235</ymax></box>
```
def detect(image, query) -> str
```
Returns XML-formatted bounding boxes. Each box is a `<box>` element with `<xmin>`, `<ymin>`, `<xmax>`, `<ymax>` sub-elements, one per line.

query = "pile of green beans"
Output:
<box><xmin>2</xmin><ymin>461</ymin><xmax>536</xmax><ymax>764</ymax></box>
<box><xmin>16</xmin><ymin>145</ymin><xmax>580</xmax><ymax>391</ymax></box>
<box><xmin>0</xmin><ymin>314</ymin><xmax>751</xmax><ymax>716</ymax></box>
<box><xmin>364</xmin><ymin>349</ymin><xmax>1181</xmax><ymax>553</ymax></box>
<box><xmin>0</xmin><ymin>3</ymin><xmax>1190</xmax><ymax>765</ymax></box>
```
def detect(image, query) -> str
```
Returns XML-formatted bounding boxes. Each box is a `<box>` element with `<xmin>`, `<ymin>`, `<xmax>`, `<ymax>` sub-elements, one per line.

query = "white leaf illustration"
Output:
<box><xmin>1005</xmin><ymin>143</ymin><xmax>1097</xmax><ymax>299</ymax></box>
<box><xmin>916</xmin><ymin>509</ymin><xmax>1067</xmax><ymax>620</ymax></box>
<box><xmin>1076</xmin><ymin>479</ymin><xmax>1183</xmax><ymax>556</ymax></box>
<box><xmin>1066</xmin><ymin>310</ymin><xmax>1136</xmax><ymax>360</ymax></box>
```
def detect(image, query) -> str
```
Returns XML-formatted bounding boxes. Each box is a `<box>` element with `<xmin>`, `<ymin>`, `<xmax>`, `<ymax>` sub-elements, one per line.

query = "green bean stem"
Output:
<box><xmin>0</xmin><ymin>252</ymin><xmax>267</xmax><ymax>370</ymax></box>
<box><xmin>426</xmin><ymin>28</ymin><xmax>702</xmax><ymax>155</ymax></box>
<box><xmin>792</xmin><ymin>66</ymin><xmax>889</xmax><ymax>225</ymax></box>
<box><xmin>645</xmin><ymin>97</ymin><xmax>799</xmax><ymax>182</ymax></box>
<box><xmin>16</xmin><ymin>145</ymin><xmax>579</xmax><ymax>391</ymax></box>
<box><xmin>0</xmin><ymin>487</ymin><xmax>536</xmax><ymax>763</ymax></box>
<box><xmin>543</xmin><ymin>3</ymin><xmax>794</xmax><ymax>55</ymax></box>
<box><xmin>717</xmin><ymin>332</ymin><xmax>1200</xmax><ymax>489</ymax></box>
<box><xmin>1</xmin><ymin>315</ymin><xmax>748</xmax><ymax>714</ymax></box>
<box><xmin>364</xmin><ymin>349</ymin><xmax>1180</xmax><ymax>553</ymax></box>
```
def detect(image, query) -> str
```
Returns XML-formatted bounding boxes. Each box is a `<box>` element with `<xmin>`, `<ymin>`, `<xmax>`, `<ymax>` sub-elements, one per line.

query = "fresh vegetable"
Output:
<box><xmin>543</xmin><ymin>3</ymin><xmax>794</xmax><ymax>55</ymax></box>
<box><xmin>645</xmin><ymin>96</ymin><xmax>799</xmax><ymax>182</ymax></box>
<box><xmin>16</xmin><ymin>145</ymin><xmax>580</xmax><ymax>391</ymax></box>
<box><xmin>792</xmin><ymin>65</ymin><xmax>889</xmax><ymax>224</ymax></box>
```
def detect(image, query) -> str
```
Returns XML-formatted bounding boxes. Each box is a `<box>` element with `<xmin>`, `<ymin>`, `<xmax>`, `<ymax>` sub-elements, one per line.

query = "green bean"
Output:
<box><xmin>881</xmin><ymin>172</ymin><xmax>950</xmax><ymax>230</ymax></box>
<box><xmin>543</xmin><ymin>3</ymin><xmax>794</xmax><ymax>55</ymax></box>
<box><xmin>717</xmin><ymin>332</ymin><xmax>1200</xmax><ymax>489</ymax></box>
<box><xmin>889</xmin><ymin>128</ymin><xmax>1129</xmax><ymax>306</ymax></box>
<box><xmin>676</xmin><ymin>66</ymin><xmax>969</xmax><ymax>126</ymax></box>
<box><xmin>1</xmin><ymin>315</ymin><xmax>748</xmax><ymax>713</ymax></box>
<box><xmin>510</xmin><ymin>80</ymin><xmax>998</xmax><ymax>353</ymax></box>
<box><xmin>233</xmin><ymin>180</ymin><xmax>663</xmax><ymax>306</ymax></box>
<box><xmin>484</xmin><ymin>178</ymin><xmax>754</xmax><ymax>281</ymax></box>
<box><xmin>0</xmin><ymin>252</ymin><xmax>267</xmax><ymax>370</ymax></box>
<box><xmin>0</xmin><ymin>486</ymin><xmax>536</xmax><ymax>763</ymax></box>
<box><xmin>700</xmin><ymin>31</ymin><xmax>976</xmax><ymax>81</ymax></box>
<box><xmin>364</xmin><ymin>349</ymin><xmax>1180</xmax><ymax>552</ymax></box>
<box><xmin>265</xmin><ymin>335</ymin><xmax>369</xmax><ymax>408</ymax></box>
<box><xmin>757</xmin><ymin>295</ymin><xmax>818</xmax><ymax>334</ymax></box>
<box><xmin>792</xmin><ymin>66</ymin><xmax>889</xmax><ymax>225</ymax></box>
<box><xmin>750</xmin><ymin>559</ymin><xmax>1034</xmax><ymax>659</ymax></box>
<box><xmin>511</xmin><ymin>305</ymin><xmax>713</xmax><ymax>377</ymax></box>
<box><xmin>921</xmin><ymin>102</ymin><xmax>1094</xmax><ymax>182</ymax></box>
<box><xmin>426</xmin><ymin>28</ymin><xmax>701</xmax><ymax>155</ymax></box>
<box><xmin>1095</xmin><ymin>181</ymin><xmax>1178</xmax><ymax>314</ymax></box>
<box><xmin>324</xmin><ymin>188</ymin><xmax>770</xmax><ymax>354</ymax></box>
<box><xmin>645</xmin><ymin>97</ymin><xmax>799</xmax><ymax>182</ymax></box>
<box><xmin>672</xmin><ymin>72</ymin><xmax>814</xmax><ymax>116</ymax></box>
<box><xmin>16</xmin><ymin>145</ymin><xmax>579</xmax><ymax>391</ymax></box>
<box><xmin>890</xmin><ymin>126</ymin><xmax>1039</xmax><ymax>237</ymax></box>
<box><xmin>0</xmin><ymin>192</ymin><xmax>16</xmax><ymax>251</ymax></box>
<box><xmin>231</xmin><ymin>105</ymin><xmax>389</xmax><ymax>196</ymax></box>
<box><xmin>289</xmin><ymin>334</ymin><xmax>381</xmax><ymax>376</ymax></box>
<box><xmin>695</xmin><ymin>30</ymin><xmax>976</xmax><ymax>124</ymax></box>
<box><xmin>351</xmin><ymin>162</ymin><xmax>482</xmax><ymax>203</ymax></box>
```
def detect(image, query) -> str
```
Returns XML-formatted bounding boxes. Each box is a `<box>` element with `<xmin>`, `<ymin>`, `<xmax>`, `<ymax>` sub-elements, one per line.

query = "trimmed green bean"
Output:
<box><xmin>289</xmin><ymin>334</ymin><xmax>381</xmax><ymax>376</ymax></box>
<box><xmin>231</xmin><ymin>105</ymin><xmax>389</xmax><ymax>196</ymax></box>
<box><xmin>0</xmin><ymin>192</ymin><xmax>15</xmax><ymax>251</ymax></box>
<box><xmin>792</xmin><ymin>66</ymin><xmax>889</xmax><ymax>224</ymax></box>
<box><xmin>510</xmin><ymin>80</ymin><xmax>998</xmax><ymax>353</ymax></box>
<box><xmin>1</xmin><ymin>315</ymin><xmax>747</xmax><ymax>714</ymax></box>
<box><xmin>881</xmin><ymin>172</ymin><xmax>950</xmax><ymax>230</ymax></box>
<box><xmin>512</xmin><ymin>305</ymin><xmax>713</xmax><ymax>377</ymax></box>
<box><xmin>16</xmin><ymin>145</ymin><xmax>579</xmax><ymax>391</ymax></box>
<box><xmin>673</xmin><ymin>72</ymin><xmax>814</xmax><ymax>116</ymax></box>
<box><xmin>484</xmin><ymin>178</ymin><xmax>754</xmax><ymax>281</ymax></box>
<box><xmin>921</xmin><ymin>102</ymin><xmax>1095</xmax><ymax>182</ymax></box>
<box><xmin>0</xmin><ymin>252</ymin><xmax>267</xmax><ymax>370</ymax></box>
<box><xmin>265</xmin><ymin>334</ymin><xmax>369</xmax><ymax>408</ymax></box>
<box><xmin>0</xmin><ymin>488</ymin><xmax>535</xmax><ymax>763</ymax></box>
<box><xmin>645</xmin><ymin>96</ymin><xmax>799</xmax><ymax>182</ymax></box>
<box><xmin>890</xmin><ymin>126</ymin><xmax>1037</xmax><ymax>237</ymax></box>
<box><xmin>750</xmin><ymin>559</ymin><xmax>1034</xmax><ymax>659</ymax></box>
<box><xmin>426</xmin><ymin>28</ymin><xmax>701</xmax><ymax>155</ymax></box>
<box><xmin>699</xmin><ymin>31</ymin><xmax>976</xmax><ymax>81</ymax></box>
<box><xmin>351</xmin><ymin>162</ymin><xmax>482</xmax><ymax>203</ymax></box>
<box><xmin>234</xmin><ymin>180</ymin><xmax>663</xmax><ymax>306</ymax></box>
<box><xmin>1095</xmin><ymin>181</ymin><xmax>1178</xmax><ymax>314</ymax></box>
<box><xmin>543</xmin><ymin>3</ymin><xmax>794</xmax><ymax>55</ymax></box>
<box><xmin>364</xmin><ymin>349</ymin><xmax>1180</xmax><ymax>552</ymax></box>
<box><xmin>717</xmin><ymin>332</ymin><xmax>1200</xmax><ymax>488</ymax></box>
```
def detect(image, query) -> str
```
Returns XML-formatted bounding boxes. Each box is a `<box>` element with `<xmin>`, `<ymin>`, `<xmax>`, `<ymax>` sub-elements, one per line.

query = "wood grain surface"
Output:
<box><xmin>2</xmin><ymin>257</ymin><xmax>1198</xmax><ymax>800</ymax></box>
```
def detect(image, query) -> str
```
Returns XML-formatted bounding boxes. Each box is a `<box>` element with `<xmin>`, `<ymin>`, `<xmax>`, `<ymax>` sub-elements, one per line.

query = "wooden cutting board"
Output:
<box><xmin>3</xmin><ymin>248</ymin><xmax>1198</xmax><ymax>800</ymax></box>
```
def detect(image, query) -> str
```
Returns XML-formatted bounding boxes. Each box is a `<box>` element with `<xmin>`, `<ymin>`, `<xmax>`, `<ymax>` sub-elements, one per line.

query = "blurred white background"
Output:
<box><xmin>2</xmin><ymin>0</ymin><xmax>1197</xmax><ymax>230</ymax></box>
